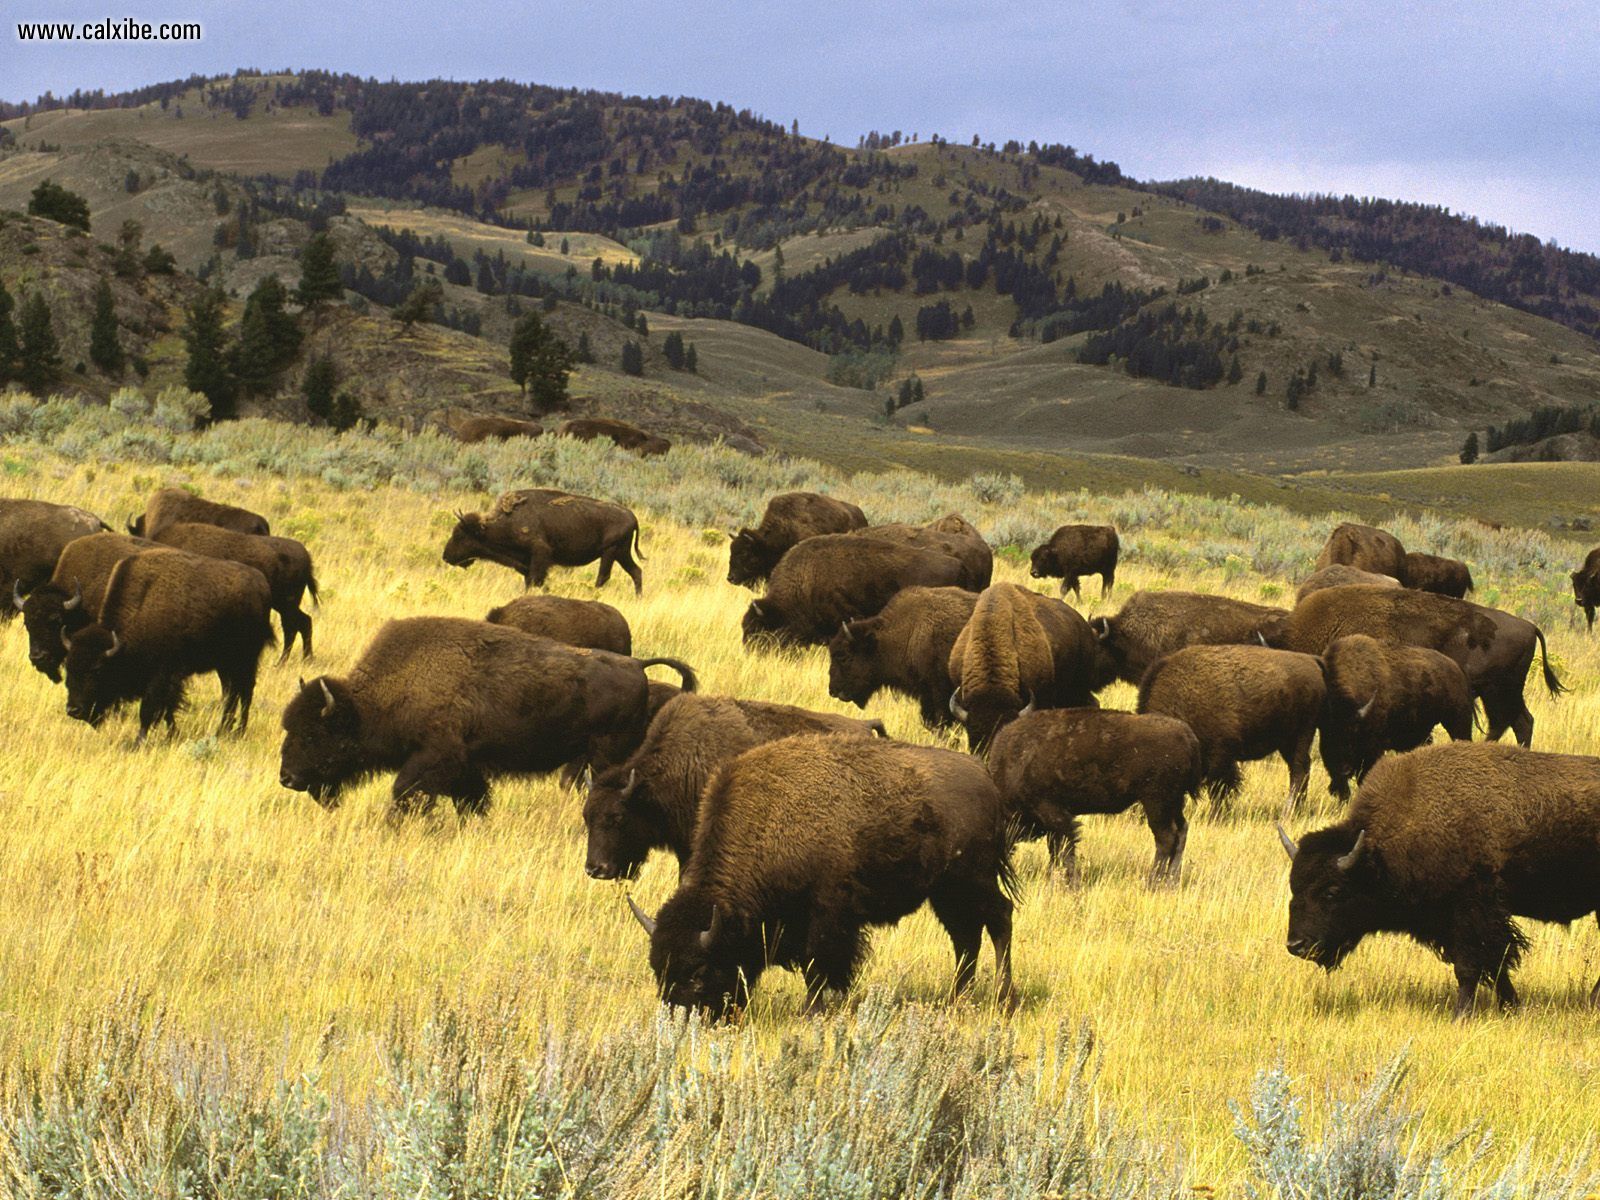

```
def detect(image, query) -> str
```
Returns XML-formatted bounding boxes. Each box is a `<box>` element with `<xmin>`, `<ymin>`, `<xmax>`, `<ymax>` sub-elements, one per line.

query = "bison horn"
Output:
<box><xmin>318</xmin><ymin>678</ymin><xmax>336</xmax><ymax>718</ymax></box>
<box><xmin>11</xmin><ymin>580</ymin><xmax>24</xmax><ymax>611</ymax></box>
<box><xmin>1276</xmin><ymin>822</ymin><xmax>1298</xmax><ymax>861</ymax></box>
<box><xmin>1256</xmin><ymin>630</ymin><xmax>1268</xmax><ymax>646</ymax></box>
<box><xmin>63</xmin><ymin>580</ymin><xmax>82</xmax><ymax>612</ymax></box>
<box><xmin>1356</xmin><ymin>694</ymin><xmax>1377</xmax><ymax>720</ymax></box>
<box><xmin>104</xmin><ymin>631</ymin><xmax>121</xmax><ymax>658</ymax></box>
<box><xmin>626</xmin><ymin>893</ymin><xmax>657</xmax><ymax>936</ymax></box>
<box><xmin>620</xmin><ymin>767</ymin><xmax>638</xmax><ymax>799</ymax></box>
<box><xmin>839</xmin><ymin>621</ymin><xmax>853</xmax><ymax>643</ymax></box>
<box><xmin>698</xmin><ymin>905</ymin><xmax>723</xmax><ymax>950</ymax></box>
<box><xmin>1336</xmin><ymin>829</ymin><xmax>1366</xmax><ymax>872</ymax></box>
<box><xmin>1090</xmin><ymin>617</ymin><xmax>1111</xmax><ymax>642</ymax></box>
<box><xmin>949</xmin><ymin>689</ymin><xmax>969</xmax><ymax>722</ymax></box>
<box><xmin>748</xmin><ymin>601</ymin><xmax>764</xmax><ymax>619</ymax></box>
<box><xmin>60</xmin><ymin>626</ymin><xmax>74</xmax><ymax>649</ymax></box>
<box><xmin>1018</xmin><ymin>690</ymin><xmax>1036</xmax><ymax>717</ymax></box>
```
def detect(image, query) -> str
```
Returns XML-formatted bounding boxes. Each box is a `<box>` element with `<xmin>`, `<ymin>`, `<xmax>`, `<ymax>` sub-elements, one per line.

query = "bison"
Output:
<box><xmin>1278</xmin><ymin>742</ymin><xmax>1600</xmax><ymax>1016</ymax></box>
<box><xmin>278</xmin><ymin>617</ymin><xmax>696</xmax><ymax>815</ymax></box>
<box><xmin>1</xmin><ymin>499</ymin><xmax>107</xmax><ymax>618</ymax></box>
<box><xmin>1403</xmin><ymin>551</ymin><xmax>1474</xmax><ymax>598</ymax></box>
<box><xmin>453</xmin><ymin>415</ymin><xmax>545</xmax><ymax>443</ymax></box>
<box><xmin>583</xmin><ymin>694</ymin><xmax>886</xmax><ymax>880</ymax></box>
<box><xmin>727</xmin><ymin>492</ymin><xmax>869</xmax><ymax>587</ymax></box>
<box><xmin>742</xmin><ymin>534</ymin><xmax>969</xmax><ymax>648</ymax></box>
<box><xmin>1261</xmin><ymin>585</ymin><xmax>1562</xmax><ymax>745</ymax></box>
<box><xmin>1295</xmin><ymin>564</ymin><xmax>1401</xmax><ymax>602</ymax></box>
<box><xmin>567</xmin><ymin>678</ymin><xmax>684</xmax><ymax>789</ymax></box>
<box><xmin>946</xmin><ymin>583</ymin><xmax>1101</xmax><ymax>751</ymax></box>
<box><xmin>129</xmin><ymin>487</ymin><xmax>270</xmax><ymax>538</ymax></box>
<box><xmin>1090</xmin><ymin>590</ymin><xmax>1287</xmax><ymax>685</ymax></box>
<box><xmin>853</xmin><ymin>515</ymin><xmax>993</xmax><ymax>590</ymax></box>
<box><xmin>485</xmin><ymin>593</ymin><xmax>632</xmax><ymax>655</ymax></box>
<box><xmin>1028</xmin><ymin>525</ymin><xmax>1119</xmax><ymax>599</ymax></box>
<box><xmin>1573</xmin><ymin>547</ymin><xmax>1600</xmax><ymax>632</ymax></box>
<box><xmin>828</xmin><ymin>586</ymin><xmax>979</xmax><ymax>730</ymax></box>
<box><xmin>1318</xmin><ymin>634</ymin><xmax>1475</xmax><ymax>800</ymax></box>
<box><xmin>150</xmin><ymin>522</ymin><xmax>318</xmax><ymax>660</ymax></box>
<box><xmin>559</xmin><ymin>417</ymin><xmax>669</xmax><ymax>456</ymax></box>
<box><xmin>627</xmin><ymin>734</ymin><xmax>1017</xmax><ymax>1017</ymax></box>
<box><xmin>1314</xmin><ymin>522</ymin><xmax>1407</xmax><ymax>580</ymax></box>
<box><xmin>442</xmin><ymin>488</ymin><xmax>645</xmax><ymax>594</ymax></box>
<box><xmin>19</xmin><ymin>532</ymin><xmax>155</xmax><ymax>681</ymax></box>
<box><xmin>63</xmin><ymin>548</ymin><xmax>275</xmax><ymax>737</ymax></box>
<box><xmin>988</xmin><ymin>708</ymin><xmax>1202</xmax><ymax>886</ymax></box>
<box><xmin>1137</xmin><ymin>644</ymin><xmax>1326</xmax><ymax>812</ymax></box>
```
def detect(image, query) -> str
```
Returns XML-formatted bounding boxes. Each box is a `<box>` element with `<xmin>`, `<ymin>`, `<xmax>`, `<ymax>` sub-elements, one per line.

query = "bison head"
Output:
<box><xmin>740</xmin><ymin>598</ymin><xmax>783</xmax><ymax>646</ymax></box>
<box><xmin>1279</xmin><ymin>824</ymin><xmax>1384</xmax><ymax>970</ymax></box>
<box><xmin>62</xmin><ymin>625</ymin><xmax>139</xmax><ymax>727</ymax></box>
<box><xmin>583</xmin><ymin>766</ymin><xmax>660</xmax><ymax>880</ymax></box>
<box><xmin>441</xmin><ymin>512</ymin><xmax>488</xmax><ymax>568</ymax></box>
<box><xmin>726</xmin><ymin>529</ymin><xmax>775</xmax><ymax>587</ymax></box>
<box><xmin>21</xmin><ymin>580</ymin><xmax>89</xmax><ymax>682</ymax></box>
<box><xmin>633</xmin><ymin>890</ymin><xmax>749</xmax><ymax>1019</ymax></box>
<box><xmin>826</xmin><ymin>619</ymin><xmax>882</xmax><ymax>707</ymax></box>
<box><xmin>1028</xmin><ymin>542</ymin><xmax>1058</xmax><ymax>579</ymax></box>
<box><xmin>279</xmin><ymin>677</ymin><xmax>363</xmax><ymax>806</ymax></box>
<box><xmin>950</xmin><ymin>685</ymin><xmax>1033</xmax><ymax>754</ymax></box>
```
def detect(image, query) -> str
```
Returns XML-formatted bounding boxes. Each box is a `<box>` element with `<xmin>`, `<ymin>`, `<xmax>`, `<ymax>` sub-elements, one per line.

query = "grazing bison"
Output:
<box><xmin>727</xmin><ymin>492</ymin><xmax>869</xmax><ymax>587</ymax></box>
<box><xmin>853</xmin><ymin>514</ymin><xmax>993</xmax><ymax>590</ymax></box>
<box><xmin>567</xmin><ymin>678</ymin><xmax>684</xmax><ymax>788</ymax></box>
<box><xmin>278</xmin><ymin>617</ymin><xmax>696</xmax><ymax>814</ymax></box>
<box><xmin>1090</xmin><ymin>590</ymin><xmax>1288</xmax><ymax>685</ymax></box>
<box><xmin>1573</xmin><ymin>547</ymin><xmax>1600</xmax><ymax>631</ymax></box>
<box><xmin>559</xmin><ymin>418</ymin><xmax>669</xmax><ymax>456</ymax></box>
<box><xmin>63</xmin><ymin>549</ymin><xmax>275</xmax><ymax>737</ymax></box>
<box><xmin>486</xmin><ymin>594</ymin><xmax>631</xmax><ymax>655</ymax></box>
<box><xmin>19</xmin><ymin>532</ymin><xmax>155</xmax><ymax>681</ymax></box>
<box><xmin>1403</xmin><ymin>551</ymin><xmax>1473</xmax><ymax>598</ymax></box>
<box><xmin>627</xmin><ymin>734</ymin><xmax>1017</xmax><ymax>1017</ymax></box>
<box><xmin>1029</xmin><ymin>525</ymin><xmax>1119</xmax><ymax>599</ymax></box>
<box><xmin>442</xmin><ymin>489</ymin><xmax>645</xmax><ymax>594</ymax></box>
<box><xmin>150</xmin><ymin>522</ymin><xmax>318</xmax><ymax>660</ymax></box>
<box><xmin>129</xmin><ymin>487</ymin><xmax>270</xmax><ymax>538</ymax></box>
<box><xmin>1295</xmin><ymin>564</ymin><xmax>1401</xmax><ymax>602</ymax></box>
<box><xmin>1278</xmin><ymin>742</ymin><xmax>1600</xmax><ymax>1016</ymax></box>
<box><xmin>1319</xmin><ymin>634</ymin><xmax>1475</xmax><ymax>800</ymax></box>
<box><xmin>989</xmin><ymin>709</ymin><xmax>1202</xmax><ymax>886</ymax></box>
<box><xmin>1314</xmin><ymin>522</ymin><xmax>1407</xmax><ymax>580</ymax></box>
<box><xmin>583</xmin><ymin>694</ymin><xmax>886</xmax><ymax>881</ymax></box>
<box><xmin>1262</xmin><ymin>585</ymin><xmax>1562</xmax><ymax>745</ymax></box>
<box><xmin>0</xmin><ymin>499</ymin><xmax>107</xmax><ymax>618</ymax></box>
<box><xmin>828</xmin><ymin>586</ymin><xmax>979</xmax><ymax>730</ymax></box>
<box><xmin>453</xmin><ymin>415</ymin><xmax>545</xmax><ymax>443</ymax></box>
<box><xmin>742</xmin><ymin>534</ymin><xmax>968</xmax><ymax>648</ymax></box>
<box><xmin>946</xmin><ymin>583</ymin><xmax>1101</xmax><ymax>752</ymax></box>
<box><xmin>1138</xmin><ymin>644</ymin><xmax>1326</xmax><ymax>811</ymax></box>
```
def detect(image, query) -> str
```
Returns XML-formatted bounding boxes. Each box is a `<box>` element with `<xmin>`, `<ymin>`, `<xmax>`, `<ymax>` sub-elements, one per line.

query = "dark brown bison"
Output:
<box><xmin>583</xmin><ymin>694</ymin><xmax>886</xmax><ymax>880</ymax></box>
<box><xmin>853</xmin><ymin>514</ymin><xmax>993</xmax><ymax>590</ymax></box>
<box><xmin>129</xmin><ymin>488</ymin><xmax>270</xmax><ymax>538</ymax></box>
<box><xmin>63</xmin><ymin>549</ymin><xmax>275</xmax><ymax>737</ymax></box>
<box><xmin>442</xmin><ymin>489</ymin><xmax>645</xmax><ymax>594</ymax></box>
<box><xmin>1090</xmin><ymin>590</ymin><xmax>1288</xmax><ymax>685</ymax></box>
<box><xmin>1279</xmin><ymin>742</ymin><xmax>1600</xmax><ymax>1016</ymax></box>
<box><xmin>278</xmin><ymin>617</ymin><xmax>696</xmax><ymax>814</ymax></box>
<box><xmin>727</xmin><ymin>492</ymin><xmax>869</xmax><ymax>587</ymax></box>
<box><xmin>453</xmin><ymin>415</ymin><xmax>545</xmax><ymax>443</ymax></box>
<box><xmin>559</xmin><ymin>418</ymin><xmax>669</xmax><ymax>456</ymax></box>
<box><xmin>485</xmin><ymin>594</ymin><xmax>631</xmax><ymax>655</ymax></box>
<box><xmin>627</xmin><ymin>734</ymin><xmax>1016</xmax><ymax>1017</ymax></box>
<box><xmin>1262</xmin><ymin>585</ymin><xmax>1562</xmax><ymax>745</ymax></box>
<box><xmin>1314</xmin><ymin>522</ymin><xmax>1407</xmax><ymax>580</ymax></box>
<box><xmin>567</xmin><ymin>678</ymin><xmax>684</xmax><ymax>789</ymax></box>
<box><xmin>989</xmin><ymin>708</ymin><xmax>1202</xmax><ymax>886</ymax></box>
<box><xmin>946</xmin><ymin>583</ymin><xmax>1101</xmax><ymax>751</ymax></box>
<box><xmin>1318</xmin><ymin>634</ymin><xmax>1475</xmax><ymax>800</ymax></box>
<box><xmin>1137</xmin><ymin>644</ymin><xmax>1326</xmax><ymax>811</ymax></box>
<box><xmin>19</xmin><ymin>532</ymin><xmax>155</xmax><ymax>681</ymax></box>
<box><xmin>742</xmin><ymin>534</ymin><xmax>969</xmax><ymax>648</ymax></box>
<box><xmin>828</xmin><ymin>586</ymin><xmax>979</xmax><ymax>730</ymax></box>
<box><xmin>1295</xmin><ymin>564</ymin><xmax>1401</xmax><ymax>602</ymax></box>
<box><xmin>1403</xmin><ymin>551</ymin><xmax>1473</xmax><ymax>598</ymax></box>
<box><xmin>1</xmin><ymin>499</ymin><xmax>107</xmax><ymax>618</ymax></box>
<box><xmin>150</xmin><ymin>522</ymin><xmax>318</xmax><ymax>660</ymax></box>
<box><xmin>1573</xmin><ymin>547</ymin><xmax>1600</xmax><ymax>631</ymax></box>
<box><xmin>1028</xmin><ymin>525</ymin><xmax>1119</xmax><ymax>599</ymax></box>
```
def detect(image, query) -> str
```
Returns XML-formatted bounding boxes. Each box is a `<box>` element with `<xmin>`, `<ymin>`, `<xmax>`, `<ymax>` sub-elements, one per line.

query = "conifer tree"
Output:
<box><xmin>509</xmin><ymin>311</ymin><xmax>575</xmax><ymax>412</ymax></box>
<box><xmin>16</xmin><ymin>292</ymin><xmax>61</xmax><ymax>393</ymax></box>
<box><xmin>684</xmin><ymin>343</ymin><xmax>697</xmax><ymax>373</ymax></box>
<box><xmin>0</xmin><ymin>281</ymin><xmax>18</xmax><ymax>384</ymax></box>
<box><xmin>182</xmin><ymin>287</ymin><xmax>236</xmax><ymax>420</ymax></box>
<box><xmin>88</xmin><ymin>278</ymin><xmax>124</xmax><ymax>376</ymax></box>
<box><xmin>233</xmin><ymin>275</ymin><xmax>300</xmax><ymax>393</ymax></box>
<box><xmin>295</xmin><ymin>232</ymin><xmax>341</xmax><ymax>308</ymax></box>
<box><xmin>620</xmin><ymin>339</ymin><xmax>643</xmax><ymax>376</ymax></box>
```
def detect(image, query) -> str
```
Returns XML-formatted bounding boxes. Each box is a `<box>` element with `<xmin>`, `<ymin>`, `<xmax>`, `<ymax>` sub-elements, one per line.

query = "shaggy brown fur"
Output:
<box><xmin>828</xmin><ymin>586</ymin><xmax>979</xmax><ymax>730</ymax></box>
<box><xmin>583</xmin><ymin>694</ymin><xmax>885</xmax><ymax>880</ymax></box>
<box><xmin>1403</xmin><ymin>551</ymin><xmax>1474</xmax><ymax>598</ymax></box>
<box><xmin>635</xmin><ymin>734</ymin><xmax>1016</xmax><ymax>1017</ymax></box>
<box><xmin>1295</xmin><ymin>564</ymin><xmax>1401</xmax><ymax>602</ymax></box>
<box><xmin>1282</xmin><ymin>742</ymin><xmax>1600</xmax><ymax>1016</ymax></box>
<box><xmin>1314</xmin><ymin>522</ymin><xmax>1407</xmax><ymax>580</ymax></box>
<box><xmin>1318</xmin><ymin>634</ymin><xmax>1475</xmax><ymax>799</ymax></box>
<box><xmin>852</xmin><ymin>514</ymin><xmax>993</xmax><ymax>590</ymax></box>
<box><xmin>21</xmin><ymin>532</ymin><xmax>156</xmax><ymax>681</ymax></box>
<box><xmin>558</xmin><ymin>418</ymin><xmax>669</xmax><ymax>456</ymax></box>
<box><xmin>485</xmin><ymin>594</ymin><xmax>632</xmax><ymax>655</ymax></box>
<box><xmin>278</xmin><ymin>616</ymin><xmax>697</xmax><ymax>815</ymax></box>
<box><xmin>989</xmin><ymin>708</ymin><xmax>1202</xmax><ymax>886</ymax></box>
<box><xmin>727</xmin><ymin>492</ymin><xmax>869</xmax><ymax>587</ymax></box>
<box><xmin>1</xmin><ymin>499</ymin><xmax>107</xmax><ymax>618</ymax></box>
<box><xmin>129</xmin><ymin>488</ymin><xmax>270</xmax><ymax>538</ymax></box>
<box><xmin>442</xmin><ymin>488</ymin><xmax>645</xmax><ymax>593</ymax></box>
<box><xmin>453</xmin><ymin>415</ymin><xmax>545</xmax><ymax>443</ymax></box>
<box><xmin>1573</xmin><ymin>547</ymin><xmax>1600</xmax><ymax>632</ymax></box>
<box><xmin>1090</xmin><ymin>590</ymin><xmax>1288</xmax><ymax>685</ymax></box>
<box><xmin>151</xmin><ymin>523</ymin><xmax>319</xmax><ymax>660</ymax></box>
<box><xmin>1028</xmin><ymin>525</ymin><xmax>1119</xmax><ymax>599</ymax></box>
<box><xmin>1137</xmin><ymin>644</ymin><xmax>1326</xmax><ymax>811</ymax></box>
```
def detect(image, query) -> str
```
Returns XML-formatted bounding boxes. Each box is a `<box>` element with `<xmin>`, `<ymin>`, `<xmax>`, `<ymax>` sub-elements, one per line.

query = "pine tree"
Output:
<box><xmin>232</xmin><ymin>275</ymin><xmax>301</xmax><ymax>394</ymax></box>
<box><xmin>16</xmin><ymin>292</ymin><xmax>61</xmax><ymax>393</ymax></box>
<box><xmin>1255</xmin><ymin>370</ymin><xmax>1268</xmax><ymax>396</ymax></box>
<box><xmin>294</xmin><ymin>232</ymin><xmax>341</xmax><ymax>308</ymax></box>
<box><xmin>1460</xmin><ymin>431</ymin><xmax>1480</xmax><ymax>465</ymax></box>
<box><xmin>663</xmin><ymin>330</ymin><xmax>685</xmax><ymax>369</ymax></box>
<box><xmin>394</xmin><ymin>279</ymin><xmax>442</xmax><ymax>333</ymax></box>
<box><xmin>0</xmin><ymin>281</ymin><xmax>18</xmax><ymax>384</ymax></box>
<box><xmin>182</xmin><ymin>287</ymin><xmax>236</xmax><ymax>420</ymax></box>
<box><xmin>508</xmin><ymin>311</ymin><xmax>575</xmax><ymax>412</ymax></box>
<box><xmin>1226</xmin><ymin>355</ymin><xmax>1243</xmax><ymax>385</ymax></box>
<box><xmin>887</xmin><ymin>314</ymin><xmax>904</xmax><ymax>345</ymax></box>
<box><xmin>27</xmin><ymin>180</ymin><xmax>90</xmax><ymax>231</ymax></box>
<box><xmin>1368</xmin><ymin>362</ymin><xmax>1377</xmax><ymax>388</ymax></box>
<box><xmin>636</xmin><ymin>313</ymin><xmax>649</xmax><ymax>338</ymax></box>
<box><xmin>620</xmin><ymin>340</ymin><xmax>644</xmax><ymax>376</ymax></box>
<box><xmin>575</xmin><ymin>331</ymin><xmax>595</xmax><ymax>363</ymax></box>
<box><xmin>560</xmin><ymin>237</ymin><xmax>570</xmax><ymax>255</ymax></box>
<box><xmin>684</xmin><ymin>343</ymin><xmax>697</xmax><ymax>373</ymax></box>
<box><xmin>303</xmin><ymin>355</ymin><xmax>338</xmax><ymax>424</ymax></box>
<box><xmin>113</xmin><ymin>220</ymin><xmax>144</xmax><ymax>278</ymax></box>
<box><xmin>88</xmin><ymin>279</ymin><xmax>124</xmax><ymax>376</ymax></box>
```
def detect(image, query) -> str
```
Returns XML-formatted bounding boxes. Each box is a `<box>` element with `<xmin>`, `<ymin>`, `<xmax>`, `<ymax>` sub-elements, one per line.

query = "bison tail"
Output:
<box><xmin>637</xmin><ymin>656</ymin><xmax>697</xmax><ymax>693</ymax></box>
<box><xmin>1535</xmin><ymin>627</ymin><xmax>1567</xmax><ymax>696</ymax></box>
<box><xmin>631</xmin><ymin>523</ymin><xmax>646</xmax><ymax>563</ymax></box>
<box><xmin>307</xmin><ymin>569</ymin><xmax>321</xmax><ymax>608</ymax></box>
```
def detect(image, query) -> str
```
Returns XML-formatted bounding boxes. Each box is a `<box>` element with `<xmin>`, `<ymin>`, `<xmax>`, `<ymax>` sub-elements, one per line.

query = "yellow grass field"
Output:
<box><xmin>0</xmin><ymin>428</ymin><xmax>1598</xmax><ymax>1193</ymax></box>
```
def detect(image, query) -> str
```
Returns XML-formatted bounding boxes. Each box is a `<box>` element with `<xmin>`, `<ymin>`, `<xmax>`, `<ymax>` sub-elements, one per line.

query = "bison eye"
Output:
<box><xmin>1322</xmin><ymin>885</ymin><xmax>1342</xmax><ymax>901</ymax></box>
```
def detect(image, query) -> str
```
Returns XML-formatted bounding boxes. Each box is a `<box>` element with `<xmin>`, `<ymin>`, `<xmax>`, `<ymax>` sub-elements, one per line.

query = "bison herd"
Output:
<box><xmin>5</xmin><ymin>483</ymin><xmax>1600</xmax><ymax>1020</ymax></box>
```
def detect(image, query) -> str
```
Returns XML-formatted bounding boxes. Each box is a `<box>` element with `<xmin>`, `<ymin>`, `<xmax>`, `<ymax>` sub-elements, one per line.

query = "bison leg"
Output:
<box><xmin>1146</xmin><ymin>807</ymin><xmax>1188</xmax><ymax>889</ymax></box>
<box><xmin>1587</xmin><ymin>604</ymin><xmax>1596</xmax><ymax>633</ymax></box>
<box><xmin>277</xmin><ymin>605</ymin><xmax>313</xmax><ymax>662</ymax></box>
<box><xmin>930</xmin><ymin>879</ymin><xmax>1017</xmax><ymax>1012</ymax></box>
<box><xmin>393</xmin><ymin>747</ymin><xmax>488</xmax><ymax>816</ymax></box>
<box><xmin>611</xmin><ymin>545</ymin><xmax>644</xmax><ymax>595</ymax></box>
<box><xmin>1280</xmin><ymin>728</ymin><xmax>1316</xmax><ymax>816</ymax></box>
<box><xmin>799</xmin><ymin>923</ymin><xmax>865</xmax><ymax>1014</ymax></box>
<box><xmin>137</xmin><ymin>675</ymin><xmax>184</xmax><ymax>741</ymax></box>
<box><xmin>1101</xmin><ymin>567</ymin><xmax>1115</xmax><ymax>598</ymax></box>
<box><xmin>1049</xmin><ymin>830</ymin><xmax>1080</xmax><ymax>885</ymax></box>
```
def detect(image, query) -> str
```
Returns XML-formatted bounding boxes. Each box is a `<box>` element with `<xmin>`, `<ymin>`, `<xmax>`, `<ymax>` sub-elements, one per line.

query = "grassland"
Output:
<box><xmin>0</xmin><ymin>395</ymin><xmax>1598</xmax><ymax>1194</ymax></box>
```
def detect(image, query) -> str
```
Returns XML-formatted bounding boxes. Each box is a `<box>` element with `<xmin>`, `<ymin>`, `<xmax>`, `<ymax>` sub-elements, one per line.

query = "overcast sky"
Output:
<box><xmin>10</xmin><ymin>0</ymin><xmax>1598</xmax><ymax>252</ymax></box>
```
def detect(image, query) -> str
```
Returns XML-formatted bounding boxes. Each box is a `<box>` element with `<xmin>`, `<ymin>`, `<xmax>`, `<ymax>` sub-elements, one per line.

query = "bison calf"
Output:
<box><xmin>486</xmin><ymin>594</ymin><xmax>632</xmax><ymax>655</ymax></box>
<box><xmin>1028</xmin><ymin>524</ymin><xmax>1118</xmax><ymax>600</ymax></box>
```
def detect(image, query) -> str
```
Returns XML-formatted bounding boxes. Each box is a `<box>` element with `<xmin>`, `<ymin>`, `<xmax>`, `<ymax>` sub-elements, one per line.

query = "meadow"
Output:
<box><xmin>0</xmin><ymin>389</ymin><xmax>1597</xmax><ymax>1197</ymax></box>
